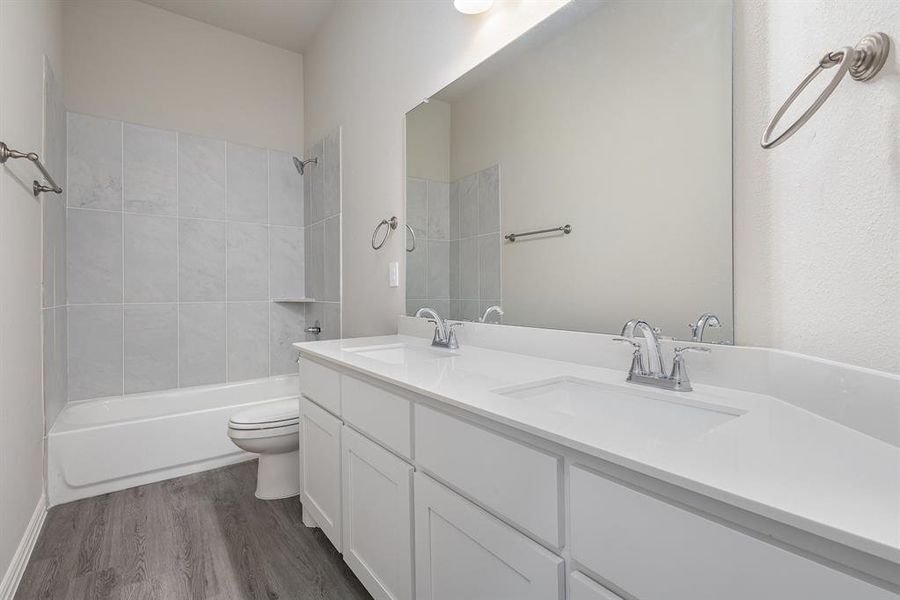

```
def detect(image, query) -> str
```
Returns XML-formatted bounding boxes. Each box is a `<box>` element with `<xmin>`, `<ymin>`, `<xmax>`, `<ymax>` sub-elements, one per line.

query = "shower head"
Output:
<box><xmin>292</xmin><ymin>156</ymin><xmax>318</xmax><ymax>175</ymax></box>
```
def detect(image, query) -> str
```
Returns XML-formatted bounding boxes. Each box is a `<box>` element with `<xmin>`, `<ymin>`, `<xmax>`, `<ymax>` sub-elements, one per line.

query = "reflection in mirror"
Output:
<box><xmin>405</xmin><ymin>0</ymin><xmax>733</xmax><ymax>343</ymax></box>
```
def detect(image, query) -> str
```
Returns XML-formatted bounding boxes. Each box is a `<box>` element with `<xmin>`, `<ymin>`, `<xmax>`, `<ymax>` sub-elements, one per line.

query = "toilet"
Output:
<box><xmin>227</xmin><ymin>398</ymin><xmax>300</xmax><ymax>500</ymax></box>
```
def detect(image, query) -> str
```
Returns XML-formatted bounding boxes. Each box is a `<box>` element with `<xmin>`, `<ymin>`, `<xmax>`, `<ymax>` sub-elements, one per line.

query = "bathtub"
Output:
<box><xmin>48</xmin><ymin>375</ymin><xmax>299</xmax><ymax>506</ymax></box>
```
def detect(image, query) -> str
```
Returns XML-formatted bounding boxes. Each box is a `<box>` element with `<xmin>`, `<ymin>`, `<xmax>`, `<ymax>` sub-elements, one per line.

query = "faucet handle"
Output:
<box><xmin>673</xmin><ymin>345</ymin><xmax>711</xmax><ymax>356</ymax></box>
<box><xmin>612</xmin><ymin>337</ymin><xmax>641</xmax><ymax>349</ymax></box>
<box><xmin>613</xmin><ymin>337</ymin><xmax>646</xmax><ymax>379</ymax></box>
<box><xmin>669</xmin><ymin>346</ymin><xmax>710</xmax><ymax>391</ymax></box>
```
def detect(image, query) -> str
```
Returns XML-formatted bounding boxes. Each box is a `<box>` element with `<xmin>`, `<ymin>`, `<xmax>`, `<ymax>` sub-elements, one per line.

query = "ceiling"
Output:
<box><xmin>137</xmin><ymin>0</ymin><xmax>337</xmax><ymax>53</ymax></box>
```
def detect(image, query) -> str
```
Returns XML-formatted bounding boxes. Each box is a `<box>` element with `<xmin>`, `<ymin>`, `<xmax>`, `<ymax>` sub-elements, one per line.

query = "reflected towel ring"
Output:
<box><xmin>372</xmin><ymin>216</ymin><xmax>398</xmax><ymax>250</ymax></box>
<box><xmin>405</xmin><ymin>223</ymin><xmax>416</xmax><ymax>253</ymax></box>
<box><xmin>761</xmin><ymin>32</ymin><xmax>890</xmax><ymax>149</ymax></box>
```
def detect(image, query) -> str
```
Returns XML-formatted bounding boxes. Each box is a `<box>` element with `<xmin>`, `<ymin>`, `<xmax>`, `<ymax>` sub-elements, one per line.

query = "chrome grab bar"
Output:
<box><xmin>0</xmin><ymin>141</ymin><xmax>63</xmax><ymax>196</ymax></box>
<box><xmin>504</xmin><ymin>224</ymin><xmax>571</xmax><ymax>242</ymax></box>
<box><xmin>761</xmin><ymin>32</ymin><xmax>890</xmax><ymax>149</ymax></box>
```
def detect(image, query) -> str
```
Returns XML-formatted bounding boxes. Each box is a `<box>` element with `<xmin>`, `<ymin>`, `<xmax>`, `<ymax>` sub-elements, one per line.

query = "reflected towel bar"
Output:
<box><xmin>0</xmin><ymin>141</ymin><xmax>63</xmax><ymax>196</ymax></box>
<box><xmin>505</xmin><ymin>224</ymin><xmax>572</xmax><ymax>242</ymax></box>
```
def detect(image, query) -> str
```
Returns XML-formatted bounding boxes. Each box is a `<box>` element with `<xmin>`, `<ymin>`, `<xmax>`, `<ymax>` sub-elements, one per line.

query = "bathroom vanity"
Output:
<box><xmin>294</xmin><ymin>321</ymin><xmax>899</xmax><ymax>600</ymax></box>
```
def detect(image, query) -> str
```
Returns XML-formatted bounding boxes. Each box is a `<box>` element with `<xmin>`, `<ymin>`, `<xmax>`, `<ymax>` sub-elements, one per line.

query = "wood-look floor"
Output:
<box><xmin>15</xmin><ymin>461</ymin><xmax>372</xmax><ymax>600</ymax></box>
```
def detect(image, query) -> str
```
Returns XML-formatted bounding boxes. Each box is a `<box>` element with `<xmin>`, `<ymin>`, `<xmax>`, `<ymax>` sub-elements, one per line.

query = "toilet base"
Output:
<box><xmin>254</xmin><ymin>450</ymin><xmax>300</xmax><ymax>500</ymax></box>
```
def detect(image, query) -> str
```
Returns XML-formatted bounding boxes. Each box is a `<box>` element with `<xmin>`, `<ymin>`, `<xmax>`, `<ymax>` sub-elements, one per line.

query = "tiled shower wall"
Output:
<box><xmin>64</xmin><ymin>113</ymin><xmax>338</xmax><ymax>401</ymax></box>
<box><xmin>42</xmin><ymin>60</ymin><xmax>68</xmax><ymax>428</ymax></box>
<box><xmin>406</xmin><ymin>164</ymin><xmax>501</xmax><ymax>322</ymax></box>
<box><xmin>303</xmin><ymin>129</ymin><xmax>342</xmax><ymax>341</ymax></box>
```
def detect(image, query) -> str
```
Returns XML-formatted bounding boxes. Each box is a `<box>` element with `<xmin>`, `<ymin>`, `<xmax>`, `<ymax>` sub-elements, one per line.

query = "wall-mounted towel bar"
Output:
<box><xmin>761</xmin><ymin>32</ymin><xmax>890</xmax><ymax>149</ymax></box>
<box><xmin>0</xmin><ymin>141</ymin><xmax>63</xmax><ymax>196</ymax></box>
<box><xmin>505</xmin><ymin>224</ymin><xmax>571</xmax><ymax>242</ymax></box>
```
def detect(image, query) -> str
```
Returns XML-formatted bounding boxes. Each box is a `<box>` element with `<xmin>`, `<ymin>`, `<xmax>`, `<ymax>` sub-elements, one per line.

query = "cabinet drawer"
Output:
<box><xmin>414</xmin><ymin>473</ymin><xmax>564</xmax><ymax>600</ymax></box>
<box><xmin>415</xmin><ymin>404</ymin><xmax>562</xmax><ymax>547</ymax></box>
<box><xmin>570</xmin><ymin>466</ymin><xmax>895</xmax><ymax>600</ymax></box>
<box><xmin>300</xmin><ymin>357</ymin><xmax>341</xmax><ymax>415</ymax></box>
<box><xmin>342</xmin><ymin>375</ymin><xmax>411</xmax><ymax>459</ymax></box>
<box><xmin>570</xmin><ymin>572</ymin><xmax>623</xmax><ymax>600</ymax></box>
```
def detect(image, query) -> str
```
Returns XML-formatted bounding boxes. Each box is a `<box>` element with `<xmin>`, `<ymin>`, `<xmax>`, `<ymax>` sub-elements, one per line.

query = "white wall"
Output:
<box><xmin>63</xmin><ymin>0</ymin><xmax>304</xmax><ymax>154</ymax></box>
<box><xmin>307</xmin><ymin>0</ymin><xmax>900</xmax><ymax>374</ymax></box>
<box><xmin>0</xmin><ymin>0</ymin><xmax>64</xmax><ymax>584</ymax></box>
<box><xmin>406</xmin><ymin>99</ymin><xmax>451</xmax><ymax>182</ymax></box>
<box><xmin>303</xmin><ymin>0</ymin><xmax>569</xmax><ymax>337</ymax></box>
<box><xmin>445</xmin><ymin>0</ymin><xmax>732</xmax><ymax>337</ymax></box>
<box><xmin>733</xmin><ymin>0</ymin><xmax>900</xmax><ymax>373</ymax></box>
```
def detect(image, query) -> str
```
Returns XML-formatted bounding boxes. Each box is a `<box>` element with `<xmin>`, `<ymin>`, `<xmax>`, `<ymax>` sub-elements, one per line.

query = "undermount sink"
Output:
<box><xmin>345</xmin><ymin>343</ymin><xmax>456</xmax><ymax>365</ymax></box>
<box><xmin>493</xmin><ymin>377</ymin><xmax>744</xmax><ymax>443</ymax></box>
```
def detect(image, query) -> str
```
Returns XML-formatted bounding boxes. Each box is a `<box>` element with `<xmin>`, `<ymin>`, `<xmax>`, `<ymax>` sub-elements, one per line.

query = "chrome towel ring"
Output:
<box><xmin>372</xmin><ymin>216</ymin><xmax>398</xmax><ymax>250</ymax></box>
<box><xmin>761</xmin><ymin>32</ymin><xmax>890</xmax><ymax>149</ymax></box>
<box><xmin>405</xmin><ymin>224</ymin><xmax>416</xmax><ymax>253</ymax></box>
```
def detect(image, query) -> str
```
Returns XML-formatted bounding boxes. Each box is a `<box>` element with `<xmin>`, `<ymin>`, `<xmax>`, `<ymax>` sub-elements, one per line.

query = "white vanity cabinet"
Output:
<box><xmin>299</xmin><ymin>397</ymin><xmax>343</xmax><ymax>550</ymax></box>
<box><xmin>414</xmin><ymin>472</ymin><xmax>565</xmax><ymax>600</ymax></box>
<box><xmin>341</xmin><ymin>426</ymin><xmax>414</xmax><ymax>600</ymax></box>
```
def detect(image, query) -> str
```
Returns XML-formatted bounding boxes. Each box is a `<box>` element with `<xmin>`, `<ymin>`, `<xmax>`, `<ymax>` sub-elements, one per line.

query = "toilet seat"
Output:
<box><xmin>228</xmin><ymin>421</ymin><xmax>299</xmax><ymax>440</ymax></box>
<box><xmin>229</xmin><ymin>398</ymin><xmax>299</xmax><ymax>431</ymax></box>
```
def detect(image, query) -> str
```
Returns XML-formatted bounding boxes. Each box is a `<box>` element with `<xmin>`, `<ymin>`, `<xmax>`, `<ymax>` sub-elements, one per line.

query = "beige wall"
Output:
<box><xmin>303</xmin><ymin>0</ymin><xmax>569</xmax><ymax>337</ymax></box>
<box><xmin>445</xmin><ymin>0</ymin><xmax>733</xmax><ymax>337</ymax></box>
<box><xmin>0</xmin><ymin>0</ymin><xmax>64</xmax><ymax>583</ymax></box>
<box><xmin>64</xmin><ymin>0</ymin><xmax>304</xmax><ymax>154</ymax></box>
<box><xmin>406</xmin><ymin>99</ymin><xmax>451</xmax><ymax>182</ymax></box>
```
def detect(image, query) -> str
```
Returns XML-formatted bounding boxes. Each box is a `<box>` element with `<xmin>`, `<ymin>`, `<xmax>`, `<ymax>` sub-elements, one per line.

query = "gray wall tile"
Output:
<box><xmin>477</xmin><ymin>165</ymin><xmax>500</xmax><ymax>234</ymax></box>
<box><xmin>306</xmin><ymin>139</ymin><xmax>324</xmax><ymax>224</ymax></box>
<box><xmin>43</xmin><ymin>307</ymin><xmax>67</xmax><ymax>430</ymax></box>
<box><xmin>406</xmin><ymin>178</ymin><xmax>427</xmax><ymax>239</ymax></box>
<box><xmin>406</xmin><ymin>244</ymin><xmax>426</xmax><ymax>298</ymax></box>
<box><xmin>458</xmin><ymin>236</ymin><xmax>478</xmax><ymax>299</ymax></box>
<box><xmin>426</xmin><ymin>299</ymin><xmax>450</xmax><ymax>320</ymax></box>
<box><xmin>270</xmin><ymin>302</ymin><xmax>305</xmax><ymax>375</ymax></box>
<box><xmin>458</xmin><ymin>173</ymin><xmax>477</xmax><ymax>238</ymax></box>
<box><xmin>227</xmin><ymin>221</ymin><xmax>269</xmax><ymax>301</ymax></box>
<box><xmin>459</xmin><ymin>299</ymin><xmax>480</xmax><ymax>322</ymax></box>
<box><xmin>477</xmin><ymin>233</ymin><xmax>501</xmax><ymax>300</ymax></box>
<box><xmin>179</xmin><ymin>218</ymin><xmax>225</xmax><ymax>301</ymax></box>
<box><xmin>125</xmin><ymin>304</ymin><xmax>178</xmax><ymax>393</ymax></box>
<box><xmin>324</xmin><ymin>216</ymin><xmax>340</xmax><ymax>302</ymax></box>
<box><xmin>427</xmin><ymin>240</ymin><xmax>450</xmax><ymax>299</ymax></box>
<box><xmin>227</xmin><ymin>142</ymin><xmax>268</xmax><ymax>223</ymax></box>
<box><xmin>449</xmin><ymin>181</ymin><xmax>460</xmax><ymax>241</ymax></box>
<box><xmin>322</xmin><ymin>302</ymin><xmax>341</xmax><ymax>340</ymax></box>
<box><xmin>179</xmin><ymin>303</ymin><xmax>226</xmax><ymax>387</ymax></box>
<box><xmin>269</xmin><ymin>150</ymin><xmax>302</xmax><ymax>226</ymax></box>
<box><xmin>407</xmin><ymin>299</ymin><xmax>426</xmax><ymax>318</ymax></box>
<box><xmin>449</xmin><ymin>239</ymin><xmax>459</xmax><ymax>299</ymax></box>
<box><xmin>323</xmin><ymin>129</ymin><xmax>340</xmax><ymax>219</ymax></box>
<box><xmin>179</xmin><ymin>133</ymin><xmax>225</xmax><ymax>219</ymax></box>
<box><xmin>449</xmin><ymin>299</ymin><xmax>460</xmax><ymax>321</ymax></box>
<box><xmin>427</xmin><ymin>181</ymin><xmax>450</xmax><ymax>240</ymax></box>
<box><xmin>68</xmin><ymin>304</ymin><xmax>123</xmax><ymax>400</ymax></box>
<box><xmin>227</xmin><ymin>302</ymin><xmax>269</xmax><ymax>380</ymax></box>
<box><xmin>67</xmin><ymin>208</ymin><xmax>122</xmax><ymax>303</ymax></box>
<box><xmin>125</xmin><ymin>214</ymin><xmax>177</xmax><ymax>302</ymax></box>
<box><xmin>67</xmin><ymin>113</ymin><xmax>122</xmax><ymax>210</ymax></box>
<box><xmin>43</xmin><ymin>192</ymin><xmax>66</xmax><ymax>308</ymax></box>
<box><xmin>270</xmin><ymin>226</ymin><xmax>304</xmax><ymax>299</ymax></box>
<box><xmin>305</xmin><ymin>220</ymin><xmax>324</xmax><ymax>300</ymax></box>
<box><xmin>124</xmin><ymin>123</ymin><xmax>177</xmax><ymax>215</ymax></box>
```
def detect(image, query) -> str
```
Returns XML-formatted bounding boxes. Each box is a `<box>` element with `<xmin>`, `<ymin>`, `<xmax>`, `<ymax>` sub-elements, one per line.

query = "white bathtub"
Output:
<box><xmin>48</xmin><ymin>375</ymin><xmax>299</xmax><ymax>506</ymax></box>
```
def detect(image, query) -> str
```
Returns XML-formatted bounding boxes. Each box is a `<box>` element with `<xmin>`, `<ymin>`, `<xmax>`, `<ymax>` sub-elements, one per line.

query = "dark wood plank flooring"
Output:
<box><xmin>15</xmin><ymin>461</ymin><xmax>372</xmax><ymax>600</ymax></box>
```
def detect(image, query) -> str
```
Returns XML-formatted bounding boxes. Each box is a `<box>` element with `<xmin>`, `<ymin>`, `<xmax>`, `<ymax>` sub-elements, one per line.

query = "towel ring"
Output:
<box><xmin>371</xmin><ymin>216</ymin><xmax>398</xmax><ymax>250</ymax></box>
<box><xmin>761</xmin><ymin>32</ymin><xmax>890</xmax><ymax>149</ymax></box>
<box><xmin>405</xmin><ymin>223</ymin><xmax>416</xmax><ymax>253</ymax></box>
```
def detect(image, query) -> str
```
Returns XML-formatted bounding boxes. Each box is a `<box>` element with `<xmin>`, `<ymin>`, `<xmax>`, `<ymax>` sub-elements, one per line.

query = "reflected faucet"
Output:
<box><xmin>415</xmin><ymin>307</ymin><xmax>462</xmax><ymax>349</ymax></box>
<box><xmin>479</xmin><ymin>305</ymin><xmax>504</xmax><ymax>324</ymax></box>
<box><xmin>689</xmin><ymin>313</ymin><xmax>722</xmax><ymax>342</ymax></box>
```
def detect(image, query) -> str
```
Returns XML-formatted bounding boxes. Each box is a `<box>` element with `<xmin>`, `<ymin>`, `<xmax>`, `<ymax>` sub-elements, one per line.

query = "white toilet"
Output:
<box><xmin>227</xmin><ymin>398</ymin><xmax>300</xmax><ymax>500</ymax></box>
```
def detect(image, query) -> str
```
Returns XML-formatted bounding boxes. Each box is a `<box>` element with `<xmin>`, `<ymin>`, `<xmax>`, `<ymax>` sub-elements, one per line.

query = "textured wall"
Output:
<box><xmin>733</xmin><ymin>0</ymin><xmax>900</xmax><ymax>373</ymax></box>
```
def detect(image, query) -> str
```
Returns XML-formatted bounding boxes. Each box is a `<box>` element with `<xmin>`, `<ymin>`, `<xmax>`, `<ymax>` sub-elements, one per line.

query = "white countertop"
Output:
<box><xmin>294</xmin><ymin>334</ymin><xmax>900</xmax><ymax>565</ymax></box>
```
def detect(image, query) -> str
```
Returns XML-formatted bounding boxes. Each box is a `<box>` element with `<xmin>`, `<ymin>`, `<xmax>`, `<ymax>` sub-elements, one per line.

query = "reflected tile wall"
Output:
<box><xmin>407</xmin><ymin>165</ymin><xmax>501</xmax><ymax>321</ymax></box>
<box><xmin>65</xmin><ymin>112</ymin><xmax>310</xmax><ymax>400</ymax></box>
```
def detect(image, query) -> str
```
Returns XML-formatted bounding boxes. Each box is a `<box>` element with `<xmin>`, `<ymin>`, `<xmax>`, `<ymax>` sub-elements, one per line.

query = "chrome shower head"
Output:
<box><xmin>292</xmin><ymin>156</ymin><xmax>318</xmax><ymax>175</ymax></box>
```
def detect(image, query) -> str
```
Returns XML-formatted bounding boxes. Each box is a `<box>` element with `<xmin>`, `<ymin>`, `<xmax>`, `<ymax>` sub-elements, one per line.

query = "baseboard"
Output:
<box><xmin>0</xmin><ymin>494</ymin><xmax>47</xmax><ymax>600</ymax></box>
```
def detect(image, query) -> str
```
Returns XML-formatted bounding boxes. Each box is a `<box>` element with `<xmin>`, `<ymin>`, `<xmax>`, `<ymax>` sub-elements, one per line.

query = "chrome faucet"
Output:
<box><xmin>615</xmin><ymin>319</ymin><xmax>709</xmax><ymax>392</ymax></box>
<box><xmin>479</xmin><ymin>305</ymin><xmax>504</xmax><ymax>324</ymax></box>
<box><xmin>688</xmin><ymin>313</ymin><xmax>721</xmax><ymax>342</ymax></box>
<box><xmin>415</xmin><ymin>307</ymin><xmax>462</xmax><ymax>349</ymax></box>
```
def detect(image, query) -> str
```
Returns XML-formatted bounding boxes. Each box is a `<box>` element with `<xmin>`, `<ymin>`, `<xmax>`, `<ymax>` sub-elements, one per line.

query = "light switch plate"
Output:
<box><xmin>389</xmin><ymin>261</ymin><xmax>400</xmax><ymax>287</ymax></box>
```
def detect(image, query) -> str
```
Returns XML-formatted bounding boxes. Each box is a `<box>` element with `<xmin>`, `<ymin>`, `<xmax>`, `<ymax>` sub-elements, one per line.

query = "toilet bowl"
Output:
<box><xmin>227</xmin><ymin>398</ymin><xmax>300</xmax><ymax>500</ymax></box>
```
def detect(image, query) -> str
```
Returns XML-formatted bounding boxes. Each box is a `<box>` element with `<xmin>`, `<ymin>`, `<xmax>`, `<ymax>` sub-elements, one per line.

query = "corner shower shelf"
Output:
<box><xmin>272</xmin><ymin>297</ymin><xmax>316</xmax><ymax>303</ymax></box>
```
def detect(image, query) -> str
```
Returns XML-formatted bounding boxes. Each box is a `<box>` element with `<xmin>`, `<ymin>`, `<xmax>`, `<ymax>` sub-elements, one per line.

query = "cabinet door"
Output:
<box><xmin>342</xmin><ymin>426</ymin><xmax>413</xmax><ymax>600</ymax></box>
<box><xmin>300</xmin><ymin>397</ymin><xmax>342</xmax><ymax>550</ymax></box>
<box><xmin>414</xmin><ymin>472</ymin><xmax>564</xmax><ymax>600</ymax></box>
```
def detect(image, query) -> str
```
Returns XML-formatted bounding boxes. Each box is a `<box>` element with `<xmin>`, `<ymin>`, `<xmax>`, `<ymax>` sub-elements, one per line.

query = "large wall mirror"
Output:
<box><xmin>405</xmin><ymin>0</ymin><xmax>733</xmax><ymax>343</ymax></box>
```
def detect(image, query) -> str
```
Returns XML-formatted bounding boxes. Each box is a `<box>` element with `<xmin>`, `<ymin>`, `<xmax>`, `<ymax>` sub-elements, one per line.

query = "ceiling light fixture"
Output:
<box><xmin>454</xmin><ymin>0</ymin><xmax>494</xmax><ymax>15</ymax></box>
